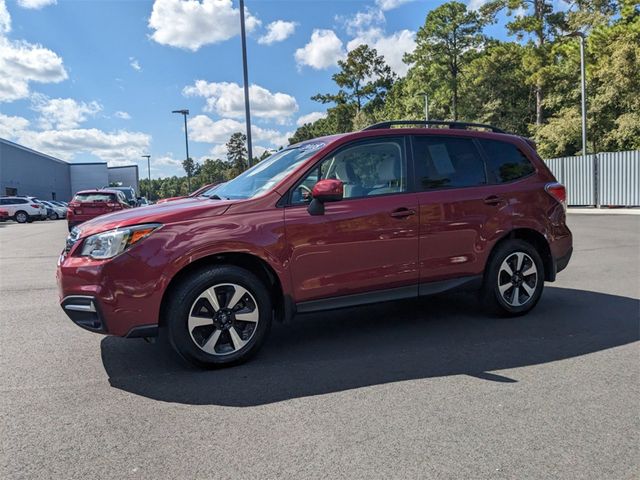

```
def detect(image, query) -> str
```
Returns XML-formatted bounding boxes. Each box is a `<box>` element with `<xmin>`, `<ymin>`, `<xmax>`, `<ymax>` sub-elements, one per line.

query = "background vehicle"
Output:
<box><xmin>136</xmin><ymin>197</ymin><xmax>151</xmax><ymax>207</ymax></box>
<box><xmin>156</xmin><ymin>182</ymin><xmax>222</xmax><ymax>204</ymax></box>
<box><xmin>41</xmin><ymin>201</ymin><xmax>66</xmax><ymax>219</ymax></box>
<box><xmin>0</xmin><ymin>197</ymin><xmax>44</xmax><ymax>223</ymax></box>
<box><xmin>67</xmin><ymin>189</ymin><xmax>131</xmax><ymax>231</ymax></box>
<box><xmin>104</xmin><ymin>186</ymin><xmax>137</xmax><ymax>207</ymax></box>
<box><xmin>0</xmin><ymin>209</ymin><xmax>9</xmax><ymax>222</ymax></box>
<box><xmin>58</xmin><ymin>120</ymin><xmax>572</xmax><ymax>368</ymax></box>
<box><xmin>24</xmin><ymin>197</ymin><xmax>48</xmax><ymax>220</ymax></box>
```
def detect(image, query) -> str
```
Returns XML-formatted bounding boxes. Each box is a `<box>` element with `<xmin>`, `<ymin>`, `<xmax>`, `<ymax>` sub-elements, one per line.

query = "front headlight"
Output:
<box><xmin>80</xmin><ymin>224</ymin><xmax>162</xmax><ymax>260</ymax></box>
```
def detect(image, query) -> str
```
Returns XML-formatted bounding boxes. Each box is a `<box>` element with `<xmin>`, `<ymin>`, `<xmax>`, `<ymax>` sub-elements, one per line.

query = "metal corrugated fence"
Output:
<box><xmin>544</xmin><ymin>150</ymin><xmax>639</xmax><ymax>207</ymax></box>
<box><xmin>597</xmin><ymin>151</ymin><xmax>640</xmax><ymax>206</ymax></box>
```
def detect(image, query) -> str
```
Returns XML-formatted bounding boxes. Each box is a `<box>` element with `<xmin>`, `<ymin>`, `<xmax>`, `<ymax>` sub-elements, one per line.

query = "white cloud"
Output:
<box><xmin>17</xmin><ymin>128</ymin><xmax>151</xmax><ymax>165</ymax></box>
<box><xmin>339</xmin><ymin>8</ymin><xmax>385</xmax><ymax>35</ymax></box>
<box><xmin>0</xmin><ymin>2</ymin><xmax>68</xmax><ymax>102</ymax></box>
<box><xmin>258</xmin><ymin>20</ymin><xmax>297</xmax><ymax>45</ymax></box>
<box><xmin>375</xmin><ymin>0</ymin><xmax>413</xmax><ymax>11</ymax></box>
<box><xmin>17</xmin><ymin>0</ymin><xmax>56</xmax><ymax>9</ymax></box>
<box><xmin>183</xmin><ymin>80</ymin><xmax>298</xmax><ymax>122</ymax></box>
<box><xmin>31</xmin><ymin>95</ymin><xmax>102</xmax><ymax>130</ymax></box>
<box><xmin>467</xmin><ymin>0</ymin><xmax>489</xmax><ymax>11</ymax></box>
<box><xmin>154</xmin><ymin>154</ymin><xmax>183</xmax><ymax>167</ymax></box>
<box><xmin>295</xmin><ymin>29</ymin><xmax>345</xmax><ymax>70</ymax></box>
<box><xmin>188</xmin><ymin>115</ymin><xmax>291</xmax><ymax>148</ymax></box>
<box><xmin>148</xmin><ymin>0</ymin><xmax>260</xmax><ymax>51</ymax></box>
<box><xmin>129</xmin><ymin>57</ymin><xmax>141</xmax><ymax>71</ymax></box>
<box><xmin>347</xmin><ymin>28</ymin><xmax>416</xmax><ymax>76</ymax></box>
<box><xmin>0</xmin><ymin>112</ymin><xmax>30</xmax><ymax>139</ymax></box>
<box><xmin>296</xmin><ymin>111</ymin><xmax>326</xmax><ymax>127</ymax></box>
<box><xmin>0</xmin><ymin>0</ymin><xmax>10</xmax><ymax>35</ymax></box>
<box><xmin>114</xmin><ymin>111</ymin><xmax>131</xmax><ymax>120</ymax></box>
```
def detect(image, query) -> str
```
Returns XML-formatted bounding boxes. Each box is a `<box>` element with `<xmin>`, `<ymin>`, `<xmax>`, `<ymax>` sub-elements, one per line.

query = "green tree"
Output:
<box><xmin>226</xmin><ymin>132</ymin><xmax>248</xmax><ymax>175</ymax></box>
<box><xmin>406</xmin><ymin>1</ymin><xmax>486</xmax><ymax>120</ymax></box>
<box><xmin>312</xmin><ymin>44</ymin><xmax>395</xmax><ymax>113</ymax></box>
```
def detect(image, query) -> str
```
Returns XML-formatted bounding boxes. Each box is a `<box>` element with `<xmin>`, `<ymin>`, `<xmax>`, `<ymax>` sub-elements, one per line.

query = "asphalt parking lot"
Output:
<box><xmin>1</xmin><ymin>214</ymin><xmax>638</xmax><ymax>479</ymax></box>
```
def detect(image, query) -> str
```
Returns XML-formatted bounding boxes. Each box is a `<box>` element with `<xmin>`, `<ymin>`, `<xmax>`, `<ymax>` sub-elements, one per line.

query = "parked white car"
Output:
<box><xmin>0</xmin><ymin>197</ymin><xmax>45</xmax><ymax>223</ymax></box>
<box><xmin>41</xmin><ymin>200</ymin><xmax>67</xmax><ymax>219</ymax></box>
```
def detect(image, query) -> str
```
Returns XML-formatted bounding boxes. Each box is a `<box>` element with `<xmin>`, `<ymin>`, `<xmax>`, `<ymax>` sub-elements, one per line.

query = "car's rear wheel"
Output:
<box><xmin>14</xmin><ymin>211</ymin><xmax>28</xmax><ymax>223</ymax></box>
<box><xmin>481</xmin><ymin>239</ymin><xmax>544</xmax><ymax>316</ymax></box>
<box><xmin>49</xmin><ymin>211</ymin><xmax>58</xmax><ymax>220</ymax></box>
<box><xmin>165</xmin><ymin>265</ymin><xmax>272</xmax><ymax>368</ymax></box>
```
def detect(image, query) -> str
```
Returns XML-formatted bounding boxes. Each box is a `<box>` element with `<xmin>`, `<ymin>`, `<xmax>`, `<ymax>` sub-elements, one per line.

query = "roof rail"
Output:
<box><xmin>362</xmin><ymin>120</ymin><xmax>506</xmax><ymax>134</ymax></box>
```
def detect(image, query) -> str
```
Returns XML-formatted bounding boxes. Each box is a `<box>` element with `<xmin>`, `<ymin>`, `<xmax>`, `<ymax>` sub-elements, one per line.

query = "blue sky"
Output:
<box><xmin>0</xmin><ymin>0</ymin><xmax>557</xmax><ymax>178</ymax></box>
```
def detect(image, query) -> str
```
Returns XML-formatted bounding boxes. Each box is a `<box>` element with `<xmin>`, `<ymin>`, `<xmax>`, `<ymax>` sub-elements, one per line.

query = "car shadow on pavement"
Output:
<box><xmin>101</xmin><ymin>286</ymin><xmax>639</xmax><ymax>407</ymax></box>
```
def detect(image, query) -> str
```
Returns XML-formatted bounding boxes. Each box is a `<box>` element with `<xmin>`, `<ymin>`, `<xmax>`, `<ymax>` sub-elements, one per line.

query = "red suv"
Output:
<box><xmin>57</xmin><ymin>121</ymin><xmax>572</xmax><ymax>368</ymax></box>
<box><xmin>67</xmin><ymin>189</ymin><xmax>131</xmax><ymax>231</ymax></box>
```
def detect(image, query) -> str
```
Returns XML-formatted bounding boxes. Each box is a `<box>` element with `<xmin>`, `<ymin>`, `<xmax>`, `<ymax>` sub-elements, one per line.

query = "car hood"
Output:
<box><xmin>75</xmin><ymin>197</ymin><xmax>234</xmax><ymax>237</ymax></box>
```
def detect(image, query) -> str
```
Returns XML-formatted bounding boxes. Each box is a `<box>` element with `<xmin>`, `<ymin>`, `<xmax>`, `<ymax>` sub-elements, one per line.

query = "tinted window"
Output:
<box><xmin>480</xmin><ymin>139</ymin><xmax>535</xmax><ymax>183</ymax></box>
<box><xmin>291</xmin><ymin>138</ymin><xmax>407</xmax><ymax>203</ymax></box>
<box><xmin>16</xmin><ymin>199</ymin><xmax>27</xmax><ymax>204</ymax></box>
<box><xmin>413</xmin><ymin>136</ymin><xmax>486</xmax><ymax>190</ymax></box>
<box><xmin>73</xmin><ymin>193</ymin><xmax>117</xmax><ymax>202</ymax></box>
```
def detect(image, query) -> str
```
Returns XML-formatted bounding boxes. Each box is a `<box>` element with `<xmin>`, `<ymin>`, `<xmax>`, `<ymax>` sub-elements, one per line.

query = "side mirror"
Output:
<box><xmin>307</xmin><ymin>179</ymin><xmax>343</xmax><ymax>216</ymax></box>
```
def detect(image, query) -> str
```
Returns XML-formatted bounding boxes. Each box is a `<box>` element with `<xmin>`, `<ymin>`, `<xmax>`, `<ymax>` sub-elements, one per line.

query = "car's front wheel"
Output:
<box><xmin>481</xmin><ymin>239</ymin><xmax>544</xmax><ymax>316</ymax></box>
<box><xmin>165</xmin><ymin>265</ymin><xmax>272</xmax><ymax>368</ymax></box>
<box><xmin>49</xmin><ymin>211</ymin><xmax>58</xmax><ymax>220</ymax></box>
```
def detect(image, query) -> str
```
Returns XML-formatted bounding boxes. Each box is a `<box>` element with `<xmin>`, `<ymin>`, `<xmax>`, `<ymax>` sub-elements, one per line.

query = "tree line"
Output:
<box><xmin>149</xmin><ymin>0</ymin><xmax>637</xmax><ymax>200</ymax></box>
<box><xmin>291</xmin><ymin>0</ymin><xmax>639</xmax><ymax>158</ymax></box>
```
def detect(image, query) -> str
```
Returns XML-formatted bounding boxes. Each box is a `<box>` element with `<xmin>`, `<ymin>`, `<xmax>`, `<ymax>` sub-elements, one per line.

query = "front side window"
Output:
<box><xmin>479</xmin><ymin>139</ymin><xmax>535</xmax><ymax>183</ymax></box>
<box><xmin>413</xmin><ymin>136</ymin><xmax>486</xmax><ymax>190</ymax></box>
<box><xmin>291</xmin><ymin>138</ymin><xmax>407</xmax><ymax>204</ymax></box>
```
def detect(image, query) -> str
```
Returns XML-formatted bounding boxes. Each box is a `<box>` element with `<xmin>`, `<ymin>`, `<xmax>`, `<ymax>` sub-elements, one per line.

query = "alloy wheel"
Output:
<box><xmin>187</xmin><ymin>283</ymin><xmax>259</xmax><ymax>356</ymax></box>
<box><xmin>497</xmin><ymin>252</ymin><xmax>538</xmax><ymax>307</ymax></box>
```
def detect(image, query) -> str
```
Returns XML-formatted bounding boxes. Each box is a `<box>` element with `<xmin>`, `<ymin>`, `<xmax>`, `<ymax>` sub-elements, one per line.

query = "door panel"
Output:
<box><xmin>284</xmin><ymin>194</ymin><xmax>420</xmax><ymax>302</ymax></box>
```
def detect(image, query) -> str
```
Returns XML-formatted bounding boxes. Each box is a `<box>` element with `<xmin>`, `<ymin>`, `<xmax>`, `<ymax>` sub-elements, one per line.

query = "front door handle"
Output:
<box><xmin>390</xmin><ymin>208</ymin><xmax>416</xmax><ymax>218</ymax></box>
<box><xmin>483</xmin><ymin>195</ymin><xmax>504</xmax><ymax>206</ymax></box>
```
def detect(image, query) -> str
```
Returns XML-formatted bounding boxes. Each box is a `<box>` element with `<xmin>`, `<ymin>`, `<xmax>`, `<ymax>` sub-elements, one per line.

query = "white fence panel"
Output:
<box><xmin>598</xmin><ymin>150</ymin><xmax>640</xmax><ymax>207</ymax></box>
<box><xmin>544</xmin><ymin>154</ymin><xmax>596</xmax><ymax>206</ymax></box>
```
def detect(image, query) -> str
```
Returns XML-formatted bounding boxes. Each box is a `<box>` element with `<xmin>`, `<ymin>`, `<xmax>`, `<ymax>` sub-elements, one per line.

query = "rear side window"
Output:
<box><xmin>479</xmin><ymin>139</ymin><xmax>535</xmax><ymax>183</ymax></box>
<box><xmin>412</xmin><ymin>136</ymin><xmax>486</xmax><ymax>190</ymax></box>
<box><xmin>73</xmin><ymin>193</ymin><xmax>117</xmax><ymax>203</ymax></box>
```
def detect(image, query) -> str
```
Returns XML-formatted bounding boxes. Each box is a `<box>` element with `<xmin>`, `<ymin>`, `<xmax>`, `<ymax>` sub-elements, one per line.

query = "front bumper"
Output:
<box><xmin>57</xmin><ymin>247</ymin><xmax>168</xmax><ymax>337</ymax></box>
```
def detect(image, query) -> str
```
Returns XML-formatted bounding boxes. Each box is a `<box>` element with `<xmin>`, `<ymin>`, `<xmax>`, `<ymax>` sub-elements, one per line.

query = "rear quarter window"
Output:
<box><xmin>73</xmin><ymin>193</ymin><xmax>117</xmax><ymax>202</ymax></box>
<box><xmin>479</xmin><ymin>139</ymin><xmax>535</xmax><ymax>183</ymax></box>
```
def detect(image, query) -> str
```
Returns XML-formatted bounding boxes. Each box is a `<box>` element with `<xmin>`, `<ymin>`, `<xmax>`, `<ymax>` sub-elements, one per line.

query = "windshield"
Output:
<box><xmin>208</xmin><ymin>143</ymin><xmax>325</xmax><ymax>200</ymax></box>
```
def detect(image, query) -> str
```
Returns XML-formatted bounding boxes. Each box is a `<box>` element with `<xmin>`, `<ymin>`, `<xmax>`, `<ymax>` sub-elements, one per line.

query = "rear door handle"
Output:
<box><xmin>483</xmin><ymin>195</ymin><xmax>504</xmax><ymax>206</ymax></box>
<box><xmin>390</xmin><ymin>208</ymin><xmax>416</xmax><ymax>218</ymax></box>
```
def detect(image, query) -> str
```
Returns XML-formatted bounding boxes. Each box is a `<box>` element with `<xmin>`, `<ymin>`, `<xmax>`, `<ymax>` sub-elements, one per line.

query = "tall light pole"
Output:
<box><xmin>239</xmin><ymin>0</ymin><xmax>253</xmax><ymax>168</ymax></box>
<box><xmin>418</xmin><ymin>92</ymin><xmax>429</xmax><ymax>122</ymax></box>
<box><xmin>141</xmin><ymin>155</ymin><xmax>151</xmax><ymax>200</ymax></box>
<box><xmin>567</xmin><ymin>32</ymin><xmax>587</xmax><ymax>158</ymax></box>
<box><xmin>172</xmin><ymin>109</ymin><xmax>191</xmax><ymax>190</ymax></box>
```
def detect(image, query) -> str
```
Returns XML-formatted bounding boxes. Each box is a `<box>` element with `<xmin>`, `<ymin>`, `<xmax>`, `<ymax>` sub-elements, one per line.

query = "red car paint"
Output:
<box><xmin>57</xmin><ymin>128</ymin><xmax>572</xmax><ymax>338</ymax></box>
<box><xmin>67</xmin><ymin>189</ymin><xmax>131</xmax><ymax>231</ymax></box>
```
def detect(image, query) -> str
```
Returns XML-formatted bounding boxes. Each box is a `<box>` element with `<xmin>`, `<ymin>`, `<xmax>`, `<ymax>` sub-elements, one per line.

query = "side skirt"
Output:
<box><xmin>295</xmin><ymin>275</ymin><xmax>482</xmax><ymax>314</ymax></box>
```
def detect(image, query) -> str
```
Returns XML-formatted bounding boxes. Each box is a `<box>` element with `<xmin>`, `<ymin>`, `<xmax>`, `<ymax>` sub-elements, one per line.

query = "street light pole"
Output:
<box><xmin>172</xmin><ymin>109</ymin><xmax>191</xmax><ymax>191</ymax></box>
<box><xmin>141</xmin><ymin>154</ymin><xmax>151</xmax><ymax>199</ymax></box>
<box><xmin>418</xmin><ymin>92</ymin><xmax>429</xmax><ymax>121</ymax></box>
<box><xmin>567</xmin><ymin>32</ymin><xmax>587</xmax><ymax>158</ymax></box>
<box><xmin>239</xmin><ymin>0</ymin><xmax>253</xmax><ymax>169</ymax></box>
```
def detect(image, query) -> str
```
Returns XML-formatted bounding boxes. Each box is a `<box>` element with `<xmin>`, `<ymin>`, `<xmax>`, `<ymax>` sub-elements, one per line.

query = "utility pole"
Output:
<box><xmin>172</xmin><ymin>109</ymin><xmax>191</xmax><ymax>191</ymax></box>
<box><xmin>239</xmin><ymin>0</ymin><xmax>253</xmax><ymax>168</ymax></box>
<box><xmin>141</xmin><ymin>154</ymin><xmax>151</xmax><ymax>200</ymax></box>
<box><xmin>418</xmin><ymin>92</ymin><xmax>429</xmax><ymax>122</ymax></box>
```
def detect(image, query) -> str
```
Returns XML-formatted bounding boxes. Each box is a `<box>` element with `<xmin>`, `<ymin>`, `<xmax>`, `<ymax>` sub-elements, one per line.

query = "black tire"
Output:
<box><xmin>14</xmin><ymin>211</ymin><xmax>28</xmax><ymax>223</ymax></box>
<box><xmin>49</xmin><ymin>212</ymin><xmax>58</xmax><ymax>220</ymax></box>
<box><xmin>481</xmin><ymin>239</ymin><xmax>545</xmax><ymax>316</ymax></box>
<box><xmin>165</xmin><ymin>265</ymin><xmax>272</xmax><ymax>368</ymax></box>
